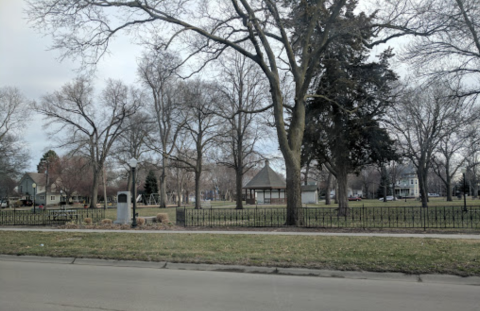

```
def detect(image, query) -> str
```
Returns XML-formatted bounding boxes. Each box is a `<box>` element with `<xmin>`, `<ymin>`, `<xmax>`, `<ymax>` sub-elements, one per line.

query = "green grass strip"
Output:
<box><xmin>1</xmin><ymin>231</ymin><xmax>479</xmax><ymax>276</ymax></box>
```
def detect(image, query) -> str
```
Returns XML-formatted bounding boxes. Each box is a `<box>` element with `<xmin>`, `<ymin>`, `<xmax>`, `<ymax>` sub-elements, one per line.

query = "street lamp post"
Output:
<box><xmin>462</xmin><ymin>168</ymin><xmax>468</xmax><ymax>212</ymax></box>
<box><xmin>129</xmin><ymin>158</ymin><xmax>138</xmax><ymax>228</ymax></box>
<box><xmin>32</xmin><ymin>183</ymin><xmax>37</xmax><ymax>214</ymax></box>
<box><xmin>60</xmin><ymin>190</ymin><xmax>64</xmax><ymax>210</ymax></box>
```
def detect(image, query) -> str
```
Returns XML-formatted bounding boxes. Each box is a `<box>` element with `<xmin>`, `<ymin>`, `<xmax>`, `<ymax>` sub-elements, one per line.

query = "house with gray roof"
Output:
<box><xmin>17</xmin><ymin>172</ymin><xmax>62</xmax><ymax>206</ymax></box>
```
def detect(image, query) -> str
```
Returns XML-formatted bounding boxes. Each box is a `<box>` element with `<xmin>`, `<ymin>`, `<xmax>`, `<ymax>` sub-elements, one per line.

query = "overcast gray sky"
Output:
<box><xmin>0</xmin><ymin>0</ymin><xmax>409</xmax><ymax>175</ymax></box>
<box><xmin>0</xmin><ymin>0</ymin><xmax>145</xmax><ymax>171</ymax></box>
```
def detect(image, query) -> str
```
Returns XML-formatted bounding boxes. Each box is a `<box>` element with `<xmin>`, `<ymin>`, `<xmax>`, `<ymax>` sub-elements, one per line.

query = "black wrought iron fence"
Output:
<box><xmin>0</xmin><ymin>208</ymin><xmax>105</xmax><ymax>226</ymax></box>
<box><xmin>177</xmin><ymin>206</ymin><xmax>480</xmax><ymax>229</ymax></box>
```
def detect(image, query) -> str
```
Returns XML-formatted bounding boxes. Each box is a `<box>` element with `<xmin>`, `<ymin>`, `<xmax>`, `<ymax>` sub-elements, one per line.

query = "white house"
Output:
<box><xmin>394</xmin><ymin>164</ymin><xmax>419</xmax><ymax>198</ymax></box>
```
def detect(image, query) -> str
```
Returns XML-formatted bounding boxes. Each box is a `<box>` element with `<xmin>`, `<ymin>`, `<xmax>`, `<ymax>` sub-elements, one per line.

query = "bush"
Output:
<box><xmin>137</xmin><ymin>217</ymin><xmax>145</xmax><ymax>226</ymax></box>
<box><xmin>156</xmin><ymin>213</ymin><xmax>169</xmax><ymax>223</ymax></box>
<box><xmin>101</xmin><ymin>219</ymin><xmax>112</xmax><ymax>225</ymax></box>
<box><xmin>84</xmin><ymin>218</ymin><xmax>92</xmax><ymax>225</ymax></box>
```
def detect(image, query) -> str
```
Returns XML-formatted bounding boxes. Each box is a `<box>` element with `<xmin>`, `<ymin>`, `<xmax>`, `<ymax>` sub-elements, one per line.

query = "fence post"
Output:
<box><xmin>424</xmin><ymin>206</ymin><xmax>427</xmax><ymax>231</ymax></box>
<box><xmin>362</xmin><ymin>204</ymin><xmax>365</xmax><ymax>229</ymax></box>
<box><xmin>13</xmin><ymin>208</ymin><xmax>15</xmax><ymax>226</ymax></box>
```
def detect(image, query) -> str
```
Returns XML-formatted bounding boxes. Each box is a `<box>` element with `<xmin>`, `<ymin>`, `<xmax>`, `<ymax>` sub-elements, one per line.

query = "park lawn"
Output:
<box><xmin>189</xmin><ymin>197</ymin><xmax>480</xmax><ymax>208</ymax></box>
<box><xmin>0</xmin><ymin>231</ymin><xmax>479</xmax><ymax>276</ymax></box>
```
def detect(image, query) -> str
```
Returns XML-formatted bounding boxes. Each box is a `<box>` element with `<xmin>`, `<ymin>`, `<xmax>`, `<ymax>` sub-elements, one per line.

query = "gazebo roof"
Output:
<box><xmin>244</xmin><ymin>160</ymin><xmax>286</xmax><ymax>189</ymax></box>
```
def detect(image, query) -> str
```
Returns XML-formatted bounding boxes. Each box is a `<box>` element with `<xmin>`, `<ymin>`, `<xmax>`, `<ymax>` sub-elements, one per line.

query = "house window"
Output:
<box><xmin>410</xmin><ymin>179</ymin><xmax>414</xmax><ymax>185</ymax></box>
<box><xmin>20</xmin><ymin>186</ymin><xmax>23</xmax><ymax>193</ymax></box>
<box><xmin>50</xmin><ymin>196</ymin><xmax>56</xmax><ymax>201</ymax></box>
<box><xmin>40</xmin><ymin>196</ymin><xmax>45</xmax><ymax>200</ymax></box>
<box><xmin>415</xmin><ymin>180</ymin><xmax>417</xmax><ymax>184</ymax></box>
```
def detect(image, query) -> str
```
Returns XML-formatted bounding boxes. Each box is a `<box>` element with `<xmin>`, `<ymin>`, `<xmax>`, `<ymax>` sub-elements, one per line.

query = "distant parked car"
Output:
<box><xmin>348</xmin><ymin>196</ymin><xmax>362</xmax><ymax>201</ymax></box>
<box><xmin>428</xmin><ymin>193</ymin><xmax>440</xmax><ymax>197</ymax></box>
<box><xmin>378</xmin><ymin>196</ymin><xmax>395</xmax><ymax>201</ymax></box>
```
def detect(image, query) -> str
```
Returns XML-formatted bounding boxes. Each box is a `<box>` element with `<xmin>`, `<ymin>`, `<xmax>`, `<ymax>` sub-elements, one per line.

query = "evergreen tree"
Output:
<box><xmin>303</xmin><ymin>10</ymin><xmax>399</xmax><ymax>215</ymax></box>
<box><xmin>37</xmin><ymin>150</ymin><xmax>59</xmax><ymax>173</ymax></box>
<box><xmin>144</xmin><ymin>170</ymin><xmax>158</xmax><ymax>200</ymax></box>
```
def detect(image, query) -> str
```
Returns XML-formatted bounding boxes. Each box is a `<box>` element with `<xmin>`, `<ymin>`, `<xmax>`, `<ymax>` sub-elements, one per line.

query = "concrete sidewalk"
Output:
<box><xmin>1</xmin><ymin>227</ymin><xmax>479</xmax><ymax>239</ymax></box>
<box><xmin>1</xmin><ymin>254</ymin><xmax>479</xmax><ymax>286</ymax></box>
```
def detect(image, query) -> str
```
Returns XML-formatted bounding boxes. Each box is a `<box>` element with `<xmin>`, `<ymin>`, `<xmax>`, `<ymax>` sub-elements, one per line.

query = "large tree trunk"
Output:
<box><xmin>336</xmin><ymin>165</ymin><xmax>349</xmax><ymax>216</ymax></box>
<box><xmin>194</xmin><ymin>170</ymin><xmax>201</xmax><ymax>209</ymax></box>
<box><xmin>177</xmin><ymin>190</ymin><xmax>183</xmax><ymax>207</ymax></box>
<box><xmin>285</xmin><ymin>155</ymin><xmax>303</xmax><ymax>225</ymax></box>
<box><xmin>90</xmin><ymin>169</ymin><xmax>100</xmax><ymax>209</ymax></box>
<box><xmin>177</xmin><ymin>169</ymin><xmax>183</xmax><ymax>208</ymax></box>
<box><xmin>272</xmin><ymin>80</ymin><xmax>305</xmax><ymax>226</ymax></box>
<box><xmin>417</xmin><ymin>166</ymin><xmax>428</xmax><ymax>208</ymax></box>
<box><xmin>159</xmin><ymin>156</ymin><xmax>167</xmax><ymax>208</ymax></box>
<box><xmin>304</xmin><ymin>161</ymin><xmax>310</xmax><ymax>186</ymax></box>
<box><xmin>325</xmin><ymin>172</ymin><xmax>332</xmax><ymax>205</ymax></box>
<box><xmin>446</xmin><ymin>171</ymin><xmax>453</xmax><ymax>202</ymax></box>
<box><xmin>235</xmin><ymin>166</ymin><xmax>243</xmax><ymax>209</ymax></box>
<box><xmin>472</xmin><ymin>168</ymin><xmax>478</xmax><ymax>199</ymax></box>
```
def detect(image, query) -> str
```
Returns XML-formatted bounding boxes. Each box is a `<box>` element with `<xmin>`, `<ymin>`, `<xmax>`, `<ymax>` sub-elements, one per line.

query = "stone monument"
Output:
<box><xmin>114</xmin><ymin>191</ymin><xmax>131</xmax><ymax>224</ymax></box>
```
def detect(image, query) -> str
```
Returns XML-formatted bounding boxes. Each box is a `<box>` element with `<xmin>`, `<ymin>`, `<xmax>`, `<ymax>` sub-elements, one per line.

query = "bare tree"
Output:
<box><xmin>170</xmin><ymin>80</ymin><xmax>223</xmax><ymax>209</ymax></box>
<box><xmin>400</xmin><ymin>0</ymin><xmax>480</xmax><ymax>101</ymax></box>
<box><xmin>0</xmin><ymin>86</ymin><xmax>28</xmax><ymax>142</ymax></box>
<box><xmin>0</xmin><ymin>87</ymin><xmax>30</xmax><ymax>204</ymax></box>
<box><xmin>138</xmin><ymin>49</ymin><xmax>186</xmax><ymax>208</ymax></box>
<box><xmin>35</xmin><ymin>78</ymin><xmax>141</xmax><ymax>208</ymax></box>
<box><xmin>27</xmin><ymin>0</ymin><xmax>431</xmax><ymax>224</ymax></box>
<box><xmin>215</xmin><ymin>53</ymin><xmax>269</xmax><ymax>209</ymax></box>
<box><xmin>360</xmin><ymin>166</ymin><xmax>380</xmax><ymax>199</ymax></box>
<box><xmin>54</xmin><ymin>156</ymin><xmax>91</xmax><ymax>203</ymax></box>
<box><xmin>388</xmin><ymin>82</ymin><xmax>478</xmax><ymax>207</ymax></box>
<box><xmin>113</xmin><ymin>112</ymin><xmax>154</xmax><ymax>197</ymax></box>
<box><xmin>462</xmin><ymin>129</ymin><xmax>480</xmax><ymax>199</ymax></box>
<box><xmin>432</xmin><ymin>121</ymin><xmax>480</xmax><ymax>201</ymax></box>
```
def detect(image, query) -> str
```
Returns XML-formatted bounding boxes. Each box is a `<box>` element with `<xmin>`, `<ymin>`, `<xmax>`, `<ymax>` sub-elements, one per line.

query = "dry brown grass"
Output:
<box><xmin>101</xmin><ymin>219</ymin><xmax>112</xmax><ymax>225</ymax></box>
<box><xmin>83</xmin><ymin>218</ymin><xmax>92</xmax><ymax>225</ymax></box>
<box><xmin>137</xmin><ymin>217</ymin><xmax>145</xmax><ymax>226</ymax></box>
<box><xmin>157</xmin><ymin>213</ymin><xmax>169</xmax><ymax>223</ymax></box>
<box><xmin>1</xmin><ymin>232</ymin><xmax>479</xmax><ymax>276</ymax></box>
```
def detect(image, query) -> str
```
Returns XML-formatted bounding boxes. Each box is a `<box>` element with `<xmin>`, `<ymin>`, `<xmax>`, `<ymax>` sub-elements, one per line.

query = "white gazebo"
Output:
<box><xmin>243</xmin><ymin>160</ymin><xmax>286</xmax><ymax>204</ymax></box>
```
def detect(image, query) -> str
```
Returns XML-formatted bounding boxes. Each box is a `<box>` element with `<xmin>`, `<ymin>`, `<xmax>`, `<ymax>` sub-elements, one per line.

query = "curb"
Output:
<box><xmin>1</xmin><ymin>254</ymin><xmax>479</xmax><ymax>286</ymax></box>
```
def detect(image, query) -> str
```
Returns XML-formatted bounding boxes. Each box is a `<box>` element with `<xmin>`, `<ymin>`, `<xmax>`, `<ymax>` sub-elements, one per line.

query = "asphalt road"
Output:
<box><xmin>0</xmin><ymin>260</ymin><xmax>478</xmax><ymax>311</ymax></box>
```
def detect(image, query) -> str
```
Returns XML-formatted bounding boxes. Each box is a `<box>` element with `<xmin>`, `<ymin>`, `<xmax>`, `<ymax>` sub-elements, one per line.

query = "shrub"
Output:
<box><xmin>137</xmin><ymin>217</ymin><xmax>145</xmax><ymax>226</ymax></box>
<box><xmin>101</xmin><ymin>219</ymin><xmax>112</xmax><ymax>225</ymax></box>
<box><xmin>84</xmin><ymin>218</ymin><xmax>92</xmax><ymax>225</ymax></box>
<box><xmin>156</xmin><ymin>213</ymin><xmax>169</xmax><ymax>223</ymax></box>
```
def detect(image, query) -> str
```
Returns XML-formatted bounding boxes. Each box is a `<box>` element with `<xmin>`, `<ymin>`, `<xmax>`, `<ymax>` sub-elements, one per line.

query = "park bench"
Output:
<box><xmin>49</xmin><ymin>210</ymin><xmax>79</xmax><ymax>222</ymax></box>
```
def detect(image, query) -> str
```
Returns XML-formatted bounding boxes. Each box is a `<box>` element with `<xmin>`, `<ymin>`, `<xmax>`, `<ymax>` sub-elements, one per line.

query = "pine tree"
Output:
<box><xmin>144</xmin><ymin>170</ymin><xmax>158</xmax><ymax>199</ymax></box>
<box><xmin>37</xmin><ymin>150</ymin><xmax>59</xmax><ymax>173</ymax></box>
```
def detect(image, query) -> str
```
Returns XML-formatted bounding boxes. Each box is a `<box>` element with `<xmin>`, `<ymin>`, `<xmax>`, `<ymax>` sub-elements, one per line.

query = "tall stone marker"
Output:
<box><xmin>114</xmin><ymin>191</ymin><xmax>131</xmax><ymax>224</ymax></box>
